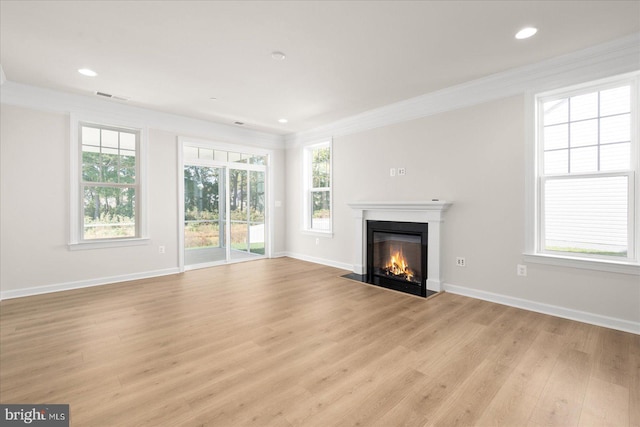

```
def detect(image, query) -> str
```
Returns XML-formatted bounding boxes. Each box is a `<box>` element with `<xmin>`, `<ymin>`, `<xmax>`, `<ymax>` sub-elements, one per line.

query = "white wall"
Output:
<box><xmin>0</xmin><ymin>100</ymin><xmax>286</xmax><ymax>298</ymax></box>
<box><xmin>285</xmin><ymin>95</ymin><xmax>640</xmax><ymax>331</ymax></box>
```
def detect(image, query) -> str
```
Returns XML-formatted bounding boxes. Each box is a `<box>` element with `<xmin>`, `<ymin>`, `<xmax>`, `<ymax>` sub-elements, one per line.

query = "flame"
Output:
<box><xmin>384</xmin><ymin>248</ymin><xmax>414</xmax><ymax>282</ymax></box>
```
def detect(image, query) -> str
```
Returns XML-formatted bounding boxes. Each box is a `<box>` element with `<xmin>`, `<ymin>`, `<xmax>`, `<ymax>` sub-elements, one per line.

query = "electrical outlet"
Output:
<box><xmin>456</xmin><ymin>257</ymin><xmax>466</xmax><ymax>267</ymax></box>
<box><xmin>390</xmin><ymin>168</ymin><xmax>396</xmax><ymax>177</ymax></box>
<box><xmin>398</xmin><ymin>167</ymin><xmax>406</xmax><ymax>176</ymax></box>
<box><xmin>158</xmin><ymin>246</ymin><xmax>165</xmax><ymax>254</ymax></box>
<box><xmin>517</xmin><ymin>264</ymin><xmax>527</xmax><ymax>276</ymax></box>
<box><xmin>315</xmin><ymin>238</ymin><xmax>320</xmax><ymax>245</ymax></box>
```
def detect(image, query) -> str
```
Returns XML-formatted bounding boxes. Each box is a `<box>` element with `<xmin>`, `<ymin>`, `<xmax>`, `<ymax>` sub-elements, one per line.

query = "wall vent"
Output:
<box><xmin>95</xmin><ymin>91</ymin><xmax>129</xmax><ymax>101</ymax></box>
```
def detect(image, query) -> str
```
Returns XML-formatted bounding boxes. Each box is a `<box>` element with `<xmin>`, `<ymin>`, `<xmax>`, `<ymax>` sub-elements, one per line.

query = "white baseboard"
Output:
<box><xmin>281</xmin><ymin>252</ymin><xmax>352</xmax><ymax>271</ymax></box>
<box><xmin>443</xmin><ymin>282</ymin><xmax>640</xmax><ymax>335</ymax></box>
<box><xmin>0</xmin><ymin>268</ymin><xmax>182</xmax><ymax>300</ymax></box>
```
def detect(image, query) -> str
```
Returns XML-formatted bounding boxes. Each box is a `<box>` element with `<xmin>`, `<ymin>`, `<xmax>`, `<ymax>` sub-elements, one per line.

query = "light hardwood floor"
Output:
<box><xmin>1</xmin><ymin>258</ymin><xmax>638</xmax><ymax>426</ymax></box>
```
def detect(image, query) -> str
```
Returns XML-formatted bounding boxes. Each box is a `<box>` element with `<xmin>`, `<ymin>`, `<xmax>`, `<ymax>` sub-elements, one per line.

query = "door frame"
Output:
<box><xmin>177</xmin><ymin>137</ymin><xmax>273</xmax><ymax>272</ymax></box>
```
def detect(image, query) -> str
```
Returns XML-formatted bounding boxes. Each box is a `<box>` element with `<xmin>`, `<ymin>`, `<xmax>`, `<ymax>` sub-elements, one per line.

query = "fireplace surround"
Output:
<box><xmin>348</xmin><ymin>201</ymin><xmax>451</xmax><ymax>294</ymax></box>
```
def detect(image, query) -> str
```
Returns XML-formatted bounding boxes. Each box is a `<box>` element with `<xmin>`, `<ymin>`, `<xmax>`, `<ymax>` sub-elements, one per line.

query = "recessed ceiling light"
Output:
<box><xmin>78</xmin><ymin>68</ymin><xmax>98</xmax><ymax>77</ymax></box>
<box><xmin>278</xmin><ymin>118</ymin><xmax>288</xmax><ymax>124</ymax></box>
<box><xmin>271</xmin><ymin>51</ymin><xmax>286</xmax><ymax>61</ymax></box>
<box><xmin>515</xmin><ymin>27</ymin><xmax>537</xmax><ymax>40</ymax></box>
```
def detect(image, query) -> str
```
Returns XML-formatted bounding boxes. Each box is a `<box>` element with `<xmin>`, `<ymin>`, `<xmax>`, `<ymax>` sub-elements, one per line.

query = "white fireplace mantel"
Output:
<box><xmin>347</xmin><ymin>201</ymin><xmax>452</xmax><ymax>292</ymax></box>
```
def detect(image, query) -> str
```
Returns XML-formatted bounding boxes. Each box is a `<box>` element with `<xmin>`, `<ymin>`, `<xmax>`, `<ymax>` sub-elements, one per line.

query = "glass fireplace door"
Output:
<box><xmin>372</xmin><ymin>231</ymin><xmax>422</xmax><ymax>285</ymax></box>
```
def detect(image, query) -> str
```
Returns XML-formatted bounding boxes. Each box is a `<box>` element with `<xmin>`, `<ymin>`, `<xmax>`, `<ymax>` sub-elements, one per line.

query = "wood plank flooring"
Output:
<box><xmin>1</xmin><ymin>257</ymin><xmax>638</xmax><ymax>426</ymax></box>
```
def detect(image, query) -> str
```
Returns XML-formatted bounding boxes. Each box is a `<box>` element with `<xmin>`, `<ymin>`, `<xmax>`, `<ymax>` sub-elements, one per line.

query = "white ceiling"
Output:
<box><xmin>1</xmin><ymin>1</ymin><xmax>639</xmax><ymax>135</ymax></box>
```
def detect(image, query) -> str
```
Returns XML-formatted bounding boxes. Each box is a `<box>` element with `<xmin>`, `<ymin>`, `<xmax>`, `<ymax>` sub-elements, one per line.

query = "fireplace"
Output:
<box><xmin>347</xmin><ymin>201</ymin><xmax>451</xmax><ymax>294</ymax></box>
<box><xmin>367</xmin><ymin>221</ymin><xmax>428</xmax><ymax>297</ymax></box>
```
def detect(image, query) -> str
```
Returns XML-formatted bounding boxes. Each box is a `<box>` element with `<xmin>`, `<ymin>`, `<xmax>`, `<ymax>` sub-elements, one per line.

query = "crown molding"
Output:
<box><xmin>286</xmin><ymin>33</ymin><xmax>640</xmax><ymax>148</ymax></box>
<box><xmin>347</xmin><ymin>200</ymin><xmax>451</xmax><ymax>213</ymax></box>
<box><xmin>0</xmin><ymin>81</ymin><xmax>285</xmax><ymax>150</ymax></box>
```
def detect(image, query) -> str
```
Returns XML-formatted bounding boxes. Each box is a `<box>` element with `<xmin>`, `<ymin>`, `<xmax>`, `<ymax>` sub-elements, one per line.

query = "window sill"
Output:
<box><xmin>301</xmin><ymin>230</ymin><xmax>334</xmax><ymax>238</ymax></box>
<box><xmin>523</xmin><ymin>253</ymin><xmax>640</xmax><ymax>275</ymax></box>
<box><xmin>69</xmin><ymin>238</ymin><xmax>150</xmax><ymax>251</ymax></box>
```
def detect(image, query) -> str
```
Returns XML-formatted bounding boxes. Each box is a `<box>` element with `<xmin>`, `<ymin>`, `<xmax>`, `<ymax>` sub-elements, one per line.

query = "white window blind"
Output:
<box><xmin>543</xmin><ymin>175</ymin><xmax>629</xmax><ymax>256</ymax></box>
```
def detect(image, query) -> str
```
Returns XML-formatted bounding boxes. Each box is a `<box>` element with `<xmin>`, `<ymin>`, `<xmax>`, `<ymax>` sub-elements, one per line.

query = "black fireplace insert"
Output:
<box><xmin>366</xmin><ymin>220</ymin><xmax>428</xmax><ymax>297</ymax></box>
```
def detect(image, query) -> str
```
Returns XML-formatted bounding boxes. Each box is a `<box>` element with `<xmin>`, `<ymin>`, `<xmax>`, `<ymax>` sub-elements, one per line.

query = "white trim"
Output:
<box><xmin>139</xmin><ymin>123</ymin><xmax>149</xmax><ymax>239</ymax></box>
<box><xmin>177</xmin><ymin>138</ymin><xmax>186</xmax><ymax>272</ymax></box>
<box><xmin>524</xmin><ymin>92</ymin><xmax>537</xmax><ymax>257</ymax></box>
<box><xmin>69</xmin><ymin>237</ymin><xmax>150</xmax><ymax>251</ymax></box>
<box><xmin>224</xmin><ymin>166</ymin><xmax>232</xmax><ymax>261</ymax></box>
<box><xmin>286</xmin><ymin>33</ymin><xmax>640</xmax><ymax>147</ymax></box>
<box><xmin>347</xmin><ymin>201</ymin><xmax>452</xmax><ymax>212</ymax></box>
<box><xmin>0</xmin><ymin>268</ymin><xmax>181</xmax><ymax>300</ymax></box>
<box><xmin>69</xmin><ymin>113</ymin><xmax>80</xmax><ymax>245</ymax></box>
<box><xmin>443</xmin><ymin>282</ymin><xmax>639</xmax><ymax>335</ymax></box>
<box><xmin>282</xmin><ymin>252</ymin><xmax>353</xmax><ymax>271</ymax></box>
<box><xmin>0</xmin><ymin>81</ymin><xmax>284</xmax><ymax>150</ymax></box>
<box><xmin>266</xmin><ymin>152</ymin><xmax>275</xmax><ymax>259</ymax></box>
<box><xmin>523</xmin><ymin>253</ymin><xmax>640</xmax><ymax>275</ymax></box>
<box><xmin>179</xmin><ymin>136</ymin><xmax>273</xmax><ymax>157</ymax></box>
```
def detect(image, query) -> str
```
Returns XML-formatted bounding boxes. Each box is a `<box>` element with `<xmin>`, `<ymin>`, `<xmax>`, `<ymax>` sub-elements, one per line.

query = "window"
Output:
<box><xmin>71</xmin><ymin>120</ymin><xmax>146</xmax><ymax>247</ymax></box>
<box><xmin>183</xmin><ymin>145</ymin><xmax>267</xmax><ymax>165</ymax></box>
<box><xmin>534</xmin><ymin>74</ymin><xmax>638</xmax><ymax>266</ymax></box>
<box><xmin>304</xmin><ymin>141</ymin><xmax>332</xmax><ymax>233</ymax></box>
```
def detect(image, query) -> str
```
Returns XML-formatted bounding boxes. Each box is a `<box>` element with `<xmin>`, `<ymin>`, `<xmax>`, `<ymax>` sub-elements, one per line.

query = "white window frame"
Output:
<box><xmin>524</xmin><ymin>72</ymin><xmax>640</xmax><ymax>275</ymax></box>
<box><xmin>69</xmin><ymin>114</ymin><xmax>149</xmax><ymax>250</ymax></box>
<box><xmin>303</xmin><ymin>139</ymin><xmax>333</xmax><ymax>236</ymax></box>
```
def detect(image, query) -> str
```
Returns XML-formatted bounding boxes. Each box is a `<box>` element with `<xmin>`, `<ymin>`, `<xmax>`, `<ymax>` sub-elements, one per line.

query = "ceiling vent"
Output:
<box><xmin>95</xmin><ymin>91</ymin><xmax>129</xmax><ymax>101</ymax></box>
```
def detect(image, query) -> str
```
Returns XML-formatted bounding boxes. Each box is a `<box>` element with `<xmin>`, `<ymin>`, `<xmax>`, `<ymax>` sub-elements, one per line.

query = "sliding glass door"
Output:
<box><xmin>184</xmin><ymin>165</ymin><xmax>227</xmax><ymax>265</ymax></box>
<box><xmin>182</xmin><ymin>144</ymin><xmax>267</xmax><ymax>268</ymax></box>
<box><xmin>229</xmin><ymin>169</ymin><xmax>265</xmax><ymax>260</ymax></box>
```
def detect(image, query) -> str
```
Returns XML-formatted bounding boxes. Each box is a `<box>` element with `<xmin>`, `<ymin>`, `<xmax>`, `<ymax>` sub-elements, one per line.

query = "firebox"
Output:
<box><xmin>367</xmin><ymin>220</ymin><xmax>428</xmax><ymax>297</ymax></box>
